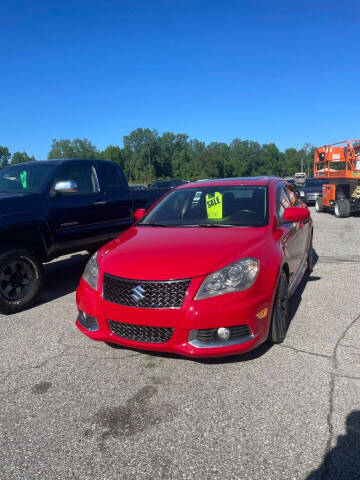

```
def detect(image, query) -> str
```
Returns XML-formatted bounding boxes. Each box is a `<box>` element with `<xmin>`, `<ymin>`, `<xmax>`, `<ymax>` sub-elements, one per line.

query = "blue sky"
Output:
<box><xmin>1</xmin><ymin>0</ymin><xmax>359</xmax><ymax>159</ymax></box>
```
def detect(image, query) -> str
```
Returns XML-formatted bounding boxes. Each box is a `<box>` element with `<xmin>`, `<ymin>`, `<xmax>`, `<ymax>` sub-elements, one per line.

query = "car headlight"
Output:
<box><xmin>195</xmin><ymin>258</ymin><xmax>259</xmax><ymax>300</ymax></box>
<box><xmin>300</xmin><ymin>191</ymin><xmax>305</xmax><ymax>196</ymax></box>
<box><xmin>83</xmin><ymin>252</ymin><xmax>99</xmax><ymax>290</ymax></box>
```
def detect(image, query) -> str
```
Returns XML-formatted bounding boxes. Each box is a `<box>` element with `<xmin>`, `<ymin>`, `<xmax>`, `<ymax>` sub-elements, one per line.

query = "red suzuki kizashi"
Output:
<box><xmin>76</xmin><ymin>177</ymin><xmax>313</xmax><ymax>358</ymax></box>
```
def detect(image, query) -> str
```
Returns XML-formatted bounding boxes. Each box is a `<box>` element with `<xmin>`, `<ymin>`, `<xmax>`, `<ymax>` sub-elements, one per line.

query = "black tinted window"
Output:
<box><xmin>304</xmin><ymin>179</ymin><xmax>328</xmax><ymax>187</ymax></box>
<box><xmin>53</xmin><ymin>164</ymin><xmax>99</xmax><ymax>194</ymax></box>
<box><xmin>99</xmin><ymin>163</ymin><xmax>123</xmax><ymax>190</ymax></box>
<box><xmin>0</xmin><ymin>164</ymin><xmax>58</xmax><ymax>194</ymax></box>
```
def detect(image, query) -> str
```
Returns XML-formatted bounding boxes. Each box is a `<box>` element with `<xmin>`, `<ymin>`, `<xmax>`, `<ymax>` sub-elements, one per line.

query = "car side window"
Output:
<box><xmin>285</xmin><ymin>186</ymin><xmax>298</xmax><ymax>206</ymax></box>
<box><xmin>98</xmin><ymin>163</ymin><xmax>124</xmax><ymax>190</ymax></box>
<box><xmin>53</xmin><ymin>164</ymin><xmax>99</xmax><ymax>195</ymax></box>
<box><xmin>278</xmin><ymin>186</ymin><xmax>292</xmax><ymax>221</ymax></box>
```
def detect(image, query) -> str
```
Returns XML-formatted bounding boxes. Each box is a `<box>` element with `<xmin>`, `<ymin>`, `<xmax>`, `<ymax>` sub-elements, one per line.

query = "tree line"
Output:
<box><xmin>0</xmin><ymin>128</ymin><xmax>315</xmax><ymax>183</ymax></box>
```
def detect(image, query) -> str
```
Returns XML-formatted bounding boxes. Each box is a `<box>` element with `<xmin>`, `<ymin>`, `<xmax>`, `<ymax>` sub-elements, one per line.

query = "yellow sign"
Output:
<box><xmin>206</xmin><ymin>192</ymin><xmax>223</xmax><ymax>219</ymax></box>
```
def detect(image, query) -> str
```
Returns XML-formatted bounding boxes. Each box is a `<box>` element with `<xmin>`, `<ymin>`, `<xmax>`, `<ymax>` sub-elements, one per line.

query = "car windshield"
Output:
<box><xmin>303</xmin><ymin>179</ymin><xmax>328</xmax><ymax>187</ymax></box>
<box><xmin>0</xmin><ymin>163</ymin><xmax>58</xmax><ymax>194</ymax></box>
<box><xmin>140</xmin><ymin>185</ymin><xmax>269</xmax><ymax>227</ymax></box>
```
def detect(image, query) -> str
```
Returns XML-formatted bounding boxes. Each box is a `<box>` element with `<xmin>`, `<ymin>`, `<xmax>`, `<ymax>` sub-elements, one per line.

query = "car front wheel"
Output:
<box><xmin>0</xmin><ymin>249</ymin><xmax>43</xmax><ymax>315</ymax></box>
<box><xmin>268</xmin><ymin>271</ymin><xmax>289</xmax><ymax>344</ymax></box>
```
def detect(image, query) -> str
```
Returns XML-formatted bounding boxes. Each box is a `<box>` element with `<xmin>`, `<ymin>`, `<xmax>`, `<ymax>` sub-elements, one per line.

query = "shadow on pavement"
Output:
<box><xmin>288</xmin><ymin>248</ymin><xmax>320</xmax><ymax>325</ymax></box>
<box><xmin>41</xmin><ymin>252</ymin><xmax>90</xmax><ymax>303</ymax></box>
<box><xmin>307</xmin><ymin>410</ymin><xmax>360</xmax><ymax>480</ymax></box>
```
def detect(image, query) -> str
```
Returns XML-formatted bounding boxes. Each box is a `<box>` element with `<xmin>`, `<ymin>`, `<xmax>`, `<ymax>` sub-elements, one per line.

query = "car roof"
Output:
<box><xmin>5</xmin><ymin>158</ymin><xmax>116</xmax><ymax>168</ymax></box>
<box><xmin>178</xmin><ymin>176</ymin><xmax>281</xmax><ymax>189</ymax></box>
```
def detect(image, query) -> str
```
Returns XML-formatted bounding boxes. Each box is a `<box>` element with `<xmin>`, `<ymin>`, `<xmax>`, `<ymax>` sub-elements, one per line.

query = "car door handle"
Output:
<box><xmin>93</xmin><ymin>201</ymin><xmax>107</xmax><ymax>206</ymax></box>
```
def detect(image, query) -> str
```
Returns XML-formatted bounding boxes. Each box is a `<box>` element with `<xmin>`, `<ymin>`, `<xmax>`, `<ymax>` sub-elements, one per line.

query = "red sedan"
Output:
<box><xmin>76</xmin><ymin>177</ymin><xmax>313</xmax><ymax>358</ymax></box>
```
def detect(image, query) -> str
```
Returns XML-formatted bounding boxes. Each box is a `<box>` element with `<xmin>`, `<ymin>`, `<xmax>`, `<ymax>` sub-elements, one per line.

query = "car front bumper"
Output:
<box><xmin>76</xmin><ymin>273</ymin><xmax>273</xmax><ymax>358</ymax></box>
<box><xmin>301</xmin><ymin>193</ymin><xmax>320</xmax><ymax>203</ymax></box>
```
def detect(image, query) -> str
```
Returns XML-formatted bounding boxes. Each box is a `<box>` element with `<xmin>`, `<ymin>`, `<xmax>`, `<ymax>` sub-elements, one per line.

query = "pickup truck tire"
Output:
<box><xmin>0</xmin><ymin>249</ymin><xmax>43</xmax><ymax>315</ymax></box>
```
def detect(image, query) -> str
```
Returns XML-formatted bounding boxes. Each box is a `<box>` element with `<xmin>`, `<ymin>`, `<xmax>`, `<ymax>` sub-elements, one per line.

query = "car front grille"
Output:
<box><xmin>196</xmin><ymin>325</ymin><xmax>252</xmax><ymax>343</ymax></box>
<box><xmin>102</xmin><ymin>274</ymin><xmax>190</xmax><ymax>308</ymax></box>
<box><xmin>108</xmin><ymin>320</ymin><xmax>174</xmax><ymax>344</ymax></box>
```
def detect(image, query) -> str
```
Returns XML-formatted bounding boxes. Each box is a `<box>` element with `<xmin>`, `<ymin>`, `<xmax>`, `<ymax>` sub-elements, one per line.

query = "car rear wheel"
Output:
<box><xmin>268</xmin><ymin>271</ymin><xmax>289</xmax><ymax>344</ymax></box>
<box><xmin>306</xmin><ymin>237</ymin><xmax>314</xmax><ymax>273</ymax></box>
<box><xmin>0</xmin><ymin>249</ymin><xmax>43</xmax><ymax>315</ymax></box>
<box><xmin>315</xmin><ymin>197</ymin><xmax>324</xmax><ymax>213</ymax></box>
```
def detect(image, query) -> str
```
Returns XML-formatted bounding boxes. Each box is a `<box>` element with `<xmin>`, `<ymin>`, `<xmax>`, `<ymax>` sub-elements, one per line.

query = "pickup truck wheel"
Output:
<box><xmin>0</xmin><ymin>250</ymin><xmax>43</xmax><ymax>315</ymax></box>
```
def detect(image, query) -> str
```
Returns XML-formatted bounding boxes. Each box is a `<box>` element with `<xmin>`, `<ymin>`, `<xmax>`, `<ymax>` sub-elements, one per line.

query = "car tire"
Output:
<box><xmin>268</xmin><ymin>271</ymin><xmax>289</xmax><ymax>344</ymax></box>
<box><xmin>315</xmin><ymin>197</ymin><xmax>324</xmax><ymax>213</ymax></box>
<box><xmin>0</xmin><ymin>249</ymin><xmax>43</xmax><ymax>315</ymax></box>
<box><xmin>334</xmin><ymin>199</ymin><xmax>350</xmax><ymax>218</ymax></box>
<box><xmin>306</xmin><ymin>238</ymin><xmax>314</xmax><ymax>273</ymax></box>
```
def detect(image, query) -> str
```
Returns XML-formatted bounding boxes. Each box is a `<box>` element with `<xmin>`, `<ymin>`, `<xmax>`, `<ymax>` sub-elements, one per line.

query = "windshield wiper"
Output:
<box><xmin>140</xmin><ymin>222</ymin><xmax>178</xmax><ymax>227</ymax></box>
<box><xmin>181</xmin><ymin>223</ymin><xmax>235</xmax><ymax>228</ymax></box>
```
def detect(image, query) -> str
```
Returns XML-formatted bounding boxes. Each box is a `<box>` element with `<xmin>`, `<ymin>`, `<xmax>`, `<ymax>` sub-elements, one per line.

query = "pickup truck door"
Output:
<box><xmin>95</xmin><ymin>161</ymin><xmax>133</xmax><ymax>235</ymax></box>
<box><xmin>48</xmin><ymin>162</ymin><xmax>112</xmax><ymax>252</ymax></box>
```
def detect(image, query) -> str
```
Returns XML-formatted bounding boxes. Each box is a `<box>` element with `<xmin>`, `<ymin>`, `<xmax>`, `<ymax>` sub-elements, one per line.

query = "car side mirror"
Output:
<box><xmin>53</xmin><ymin>180</ymin><xmax>78</xmax><ymax>195</ymax></box>
<box><xmin>283</xmin><ymin>206</ymin><xmax>310</xmax><ymax>223</ymax></box>
<box><xmin>134</xmin><ymin>209</ymin><xmax>146</xmax><ymax>221</ymax></box>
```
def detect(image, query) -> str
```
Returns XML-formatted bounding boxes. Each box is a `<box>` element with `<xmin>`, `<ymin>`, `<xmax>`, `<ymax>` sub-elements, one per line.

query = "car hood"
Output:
<box><xmin>99</xmin><ymin>226</ymin><xmax>270</xmax><ymax>280</ymax></box>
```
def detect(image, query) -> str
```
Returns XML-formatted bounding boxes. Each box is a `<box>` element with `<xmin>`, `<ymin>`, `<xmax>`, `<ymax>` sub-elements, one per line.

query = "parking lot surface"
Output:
<box><xmin>1</xmin><ymin>207</ymin><xmax>360</xmax><ymax>480</ymax></box>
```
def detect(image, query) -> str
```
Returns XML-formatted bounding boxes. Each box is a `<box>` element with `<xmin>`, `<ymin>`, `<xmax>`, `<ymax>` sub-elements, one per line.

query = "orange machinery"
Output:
<box><xmin>313</xmin><ymin>140</ymin><xmax>360</xmax><ymax>218</ymax></box>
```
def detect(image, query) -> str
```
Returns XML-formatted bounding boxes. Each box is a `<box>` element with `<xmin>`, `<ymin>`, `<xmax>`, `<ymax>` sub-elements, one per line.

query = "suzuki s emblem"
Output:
<box><xmin>131</xmin><ymin>285</ymin><xmax>145</xmax><ymax>302</ymax></box>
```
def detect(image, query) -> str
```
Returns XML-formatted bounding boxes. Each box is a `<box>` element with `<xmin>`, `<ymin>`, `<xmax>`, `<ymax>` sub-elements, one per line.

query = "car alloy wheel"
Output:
<box><xmin>0</xmin><ymin>249</ymin><xmax>43</xmax><ymax>315</ymax></box>
<box><xmin>269</xmin><ymin>272</ymin><xmax>289</xmax><ymax>343</ymax></box>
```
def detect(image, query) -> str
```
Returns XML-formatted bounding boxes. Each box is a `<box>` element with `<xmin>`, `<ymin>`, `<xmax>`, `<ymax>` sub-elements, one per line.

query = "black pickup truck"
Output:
<box><xmin>0</xmin><ymin>159</ymin><xmax>146</xmax><ymax>314</ymax></box>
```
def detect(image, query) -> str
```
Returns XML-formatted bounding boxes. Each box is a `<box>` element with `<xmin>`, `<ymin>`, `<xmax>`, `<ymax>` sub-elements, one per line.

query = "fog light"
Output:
<box><xmin>217</xmin><ymin>327</ymin><xmax>230</xmax><ymax>340</ymax></box>
<box><xmin>77</xmin><ymin>310</ymin><xmax>99</xmax><ymax>331</ymax></box>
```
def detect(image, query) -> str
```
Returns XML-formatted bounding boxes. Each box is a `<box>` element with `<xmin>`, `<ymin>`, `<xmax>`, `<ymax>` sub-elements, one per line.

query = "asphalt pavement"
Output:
<box><xmin>1</xmin><ymin>207</ymin><xmax>360</xmax><ymax>480</ymax></box>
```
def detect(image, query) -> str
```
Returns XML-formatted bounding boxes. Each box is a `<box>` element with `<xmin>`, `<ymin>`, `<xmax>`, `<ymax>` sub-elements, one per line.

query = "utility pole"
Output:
<box><xmin>148</xmin><ymin>146</ymin><xmax>151</xmax><ymax>183</ymax></box>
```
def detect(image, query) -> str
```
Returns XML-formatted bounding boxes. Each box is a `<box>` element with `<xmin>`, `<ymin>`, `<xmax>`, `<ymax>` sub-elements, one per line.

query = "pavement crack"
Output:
<box><xmin>0</xmin><ymin>347</ymin><xmax>71</xmax><ymax>380</ymax></box>
<box><xmin>338</xmin><ymin>343</ymin><xmax>360</xmax><ymax>352</ymax></box>
<box><xmin>334</xmin><ymin>373</ymin><xmax>360</xmax><ymax>381</ymax></box>
<box><xmin>277</xmin><ymin>344</ymin><xmax>332</xmax><ymax>359</ymax></box>
<box><xmin>322</xmin><ymin>313</ymin><xmax>360</xmax><ymax>479</ymax></box>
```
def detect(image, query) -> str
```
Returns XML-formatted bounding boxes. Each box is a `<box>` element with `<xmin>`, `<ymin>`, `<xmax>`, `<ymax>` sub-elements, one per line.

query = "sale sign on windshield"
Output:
<box><xmin>206</xmin><ymin>192</ymin><xmax>223</xmax><ymax>219</ymax></box>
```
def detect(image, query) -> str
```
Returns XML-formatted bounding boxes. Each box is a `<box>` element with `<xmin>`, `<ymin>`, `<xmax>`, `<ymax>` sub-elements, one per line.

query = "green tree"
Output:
<box><xmin>0</xmin><ymin>146</ymin><xmax>11</xmax><ymax>169</ymax></box>
<box><xmin>11</xmin><ymin>151</ymin><xmax>36</xmax><ymax>164</ymax></box>
<box><xmin>102</xmin><ymin>145</ymin><xmax>124</xmax><ymax>167</ymax></box>
<box><xmin>48</xmin><ymin>138</ymin><xmax>100</xmax><ymax>159</ymax></box>
<box><xmin>123</xmin><ymin>129</ymin><xmax>159</xmax><ymax>183</ymax></box>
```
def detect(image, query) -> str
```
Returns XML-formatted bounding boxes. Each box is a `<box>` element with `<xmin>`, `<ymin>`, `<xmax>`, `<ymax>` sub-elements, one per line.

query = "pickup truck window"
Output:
<box><xmin>53</xmin><ymin>164</ymin><xmax>100</xmax><ymax>195</ymax></box>
<box><xmin>0</xmin><ymin>164</ymin><xmax>58</xmax><ymax>194</ymax></box>
<box><xmin>98</xmin><ymin>163</ymin><xmax>124</xmax><ymax>190</ymax></box>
